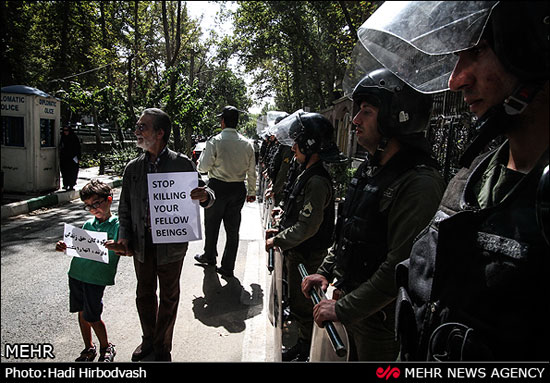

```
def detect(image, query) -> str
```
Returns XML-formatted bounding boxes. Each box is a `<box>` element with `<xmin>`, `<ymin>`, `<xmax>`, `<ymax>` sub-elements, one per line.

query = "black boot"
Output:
<box><xmin>282</xmin><ymin>338</ymin><xmax>310</xmax><ymax>362</ymax></box>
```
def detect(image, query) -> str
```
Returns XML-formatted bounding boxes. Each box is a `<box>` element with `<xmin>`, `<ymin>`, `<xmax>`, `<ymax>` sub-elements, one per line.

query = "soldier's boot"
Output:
<box><xmin>282</xmin><ymin>338</ymin><xmax>310</xmax><ymax>362</ymax></box>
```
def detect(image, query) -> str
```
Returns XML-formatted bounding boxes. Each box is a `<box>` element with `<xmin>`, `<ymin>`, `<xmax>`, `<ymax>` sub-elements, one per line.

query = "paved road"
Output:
<box><xmin>1</xmin><ymin>187</ymin><xmax>276</xmax><ymax>363</ymax></box>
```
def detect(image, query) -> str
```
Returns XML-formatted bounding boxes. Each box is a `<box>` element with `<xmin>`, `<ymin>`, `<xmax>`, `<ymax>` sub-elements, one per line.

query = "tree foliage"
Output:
<box><xmin>1</xmin><ymin>0</ymin><xmax>252</xmax><ymax>154</ymax></box>
<box><xmin>232</xmin><ymin>1</ymin><xmax>378</xmax><ymax>113</ymax></box>
<box><xmin>2</xmin><ymin>1</ymin><xmax>379</xmax><ymax>152</ymax></box>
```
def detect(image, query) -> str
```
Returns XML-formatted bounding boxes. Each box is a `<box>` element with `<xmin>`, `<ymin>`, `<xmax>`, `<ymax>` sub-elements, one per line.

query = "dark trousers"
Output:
<box><xmin>133</xmin><ymin>233</ymin><xmax>184</xmax><ymax>356</ymax></box>
<box><xmin>346</xmin><ymin>302</ymin><xmax>399</xmax><ymax>361</ymax></box>
<box><xmin>203</xmin><ymin>179</ymin><xmax>246</xmax><ymax>271</ymax></box>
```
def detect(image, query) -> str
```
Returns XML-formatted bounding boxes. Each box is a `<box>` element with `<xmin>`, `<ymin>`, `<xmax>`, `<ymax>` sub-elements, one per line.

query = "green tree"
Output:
<box><xmin>232</xmin><ymin>1</ymin><xmax>377</xmax><ymax>112</ymax></box>
<box><xmin>0</xmin><ymin>1</ymin><xmax>287</xmax><ymax>154</ymax></box>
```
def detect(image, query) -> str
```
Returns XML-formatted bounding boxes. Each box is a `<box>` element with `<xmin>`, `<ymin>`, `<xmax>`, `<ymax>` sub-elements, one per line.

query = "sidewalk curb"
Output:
<box><xmin>1</xmin><ymin>179</ymin><xmax>122</xmax><ymax>219</ymax></box>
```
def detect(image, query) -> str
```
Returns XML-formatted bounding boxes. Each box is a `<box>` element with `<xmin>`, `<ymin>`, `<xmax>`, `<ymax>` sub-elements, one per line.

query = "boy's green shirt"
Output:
<box><xmin>68</xmin><ymin>215</ymin><xmax>120</xmax><ymax>286</ymax></box>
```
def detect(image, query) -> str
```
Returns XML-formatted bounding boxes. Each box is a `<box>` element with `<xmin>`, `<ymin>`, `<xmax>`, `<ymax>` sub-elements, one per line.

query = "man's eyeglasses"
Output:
<box><xmin>84</xmin><ymin>198</ymin><xmax>107</xmax><ymax>211</ymax></box>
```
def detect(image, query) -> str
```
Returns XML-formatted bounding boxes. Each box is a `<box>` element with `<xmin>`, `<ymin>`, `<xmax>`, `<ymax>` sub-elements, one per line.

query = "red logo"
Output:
<box><xmin>376</xmin><ymin>366</ymin><xmax>401</xmax><ymax>380</ymax></box>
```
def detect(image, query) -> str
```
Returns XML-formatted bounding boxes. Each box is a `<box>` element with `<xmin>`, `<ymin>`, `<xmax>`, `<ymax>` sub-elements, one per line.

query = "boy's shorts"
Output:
<box><xmin>69</xmin><ymin>276</ymin><xmax>106</xmax><ymax>323</ymax></box>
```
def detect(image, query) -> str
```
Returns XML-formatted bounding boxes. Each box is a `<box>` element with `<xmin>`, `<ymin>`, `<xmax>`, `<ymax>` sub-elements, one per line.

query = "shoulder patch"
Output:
<box><xmin>301</xmin><ymin>202</ymin><xmax>313</xmax><ymax>218</ymax></box>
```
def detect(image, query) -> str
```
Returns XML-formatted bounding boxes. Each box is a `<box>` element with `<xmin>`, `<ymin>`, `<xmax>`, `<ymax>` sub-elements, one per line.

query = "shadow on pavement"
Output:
<box><xmin>192</xmin><ymin>265</ymin><xmax>263</xmax><ymax>333</ymax></box>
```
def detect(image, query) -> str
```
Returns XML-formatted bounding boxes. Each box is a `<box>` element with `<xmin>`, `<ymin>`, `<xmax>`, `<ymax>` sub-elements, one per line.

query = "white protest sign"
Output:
<box><xmin>147</xmin><ymin>172</ymin><xmax>202</xmax><ymax>244</ymax></box>
<box><xmin>64</xmin><ymin>223</ymin><xmax>109</xmax><ymax>263</ymax></box>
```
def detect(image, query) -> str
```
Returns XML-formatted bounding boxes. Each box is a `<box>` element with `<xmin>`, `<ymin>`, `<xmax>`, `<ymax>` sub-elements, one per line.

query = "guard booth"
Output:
<box><xmin>1</xmin><ymin>85</ymin><xmax>60</xmax><ymax>193</ymax></box>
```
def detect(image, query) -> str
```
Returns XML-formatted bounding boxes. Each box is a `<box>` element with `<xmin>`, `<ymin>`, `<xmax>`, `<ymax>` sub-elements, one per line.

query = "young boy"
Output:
<box><xmin>56</xmin><ymin>180</ymin><xmax>125</xmax><ymax>362</ymax></box>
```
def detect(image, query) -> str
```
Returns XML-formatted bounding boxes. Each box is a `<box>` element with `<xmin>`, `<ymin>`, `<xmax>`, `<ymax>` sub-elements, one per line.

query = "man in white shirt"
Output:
<box><xmin>195</xmin><ymin>106</ymin><xmax>257</xmax><ymax>278</ymax></box>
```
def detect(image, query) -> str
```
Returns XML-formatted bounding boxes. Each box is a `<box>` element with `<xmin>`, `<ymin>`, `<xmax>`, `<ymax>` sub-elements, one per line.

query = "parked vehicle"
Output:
<box><xmin>192</xmin><ymin>141</ymin><xmax>207</xmax><ymax>164</ymax></box>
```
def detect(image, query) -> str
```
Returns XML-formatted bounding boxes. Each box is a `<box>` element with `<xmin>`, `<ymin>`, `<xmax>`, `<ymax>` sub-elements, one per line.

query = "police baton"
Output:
<box><xmin>267</xmin><ymin>248</ymin><xmax>275</xmax><ymax>274</ymax></box>
<box><xmin>298</xmin><ymin>263</ymin><xmax>347</xmax><ymax>358</ymax></box>
<box><xmin>266</xmin><ymin>222</ymin><xmax>275</xmax><ymax>274</ymax></box>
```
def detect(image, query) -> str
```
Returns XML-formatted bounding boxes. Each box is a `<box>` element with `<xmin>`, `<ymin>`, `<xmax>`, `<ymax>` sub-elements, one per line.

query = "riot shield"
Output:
<box><xmin>308</xmin><ymin>285</ymin><xmax>350</xmax><ymax>362</ymax></box>
<box><xmin>267</xmin><ymin>246</ymin><xmax>284</xmax><ymax>362</ymax></box>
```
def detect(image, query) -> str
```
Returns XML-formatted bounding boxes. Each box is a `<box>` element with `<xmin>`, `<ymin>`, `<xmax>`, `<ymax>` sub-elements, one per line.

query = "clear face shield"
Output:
<box><xmin>256</xmin><ymin>115</ymin><xmax>269</xmax><ymax>138</ymax></box>
<box><xmin>273</xmin><ymin>109</ymin><xmax>304</xmax><ymax>147</ymax></box>
<box><xmin>258</xmin><ymin>111</ymin><xmax>290</xmax><ymax>139</ymax></box>
<box><xmin>343</xmin><ymin>1</ymin><xmax>499</xmax><ymax>96</ymax></box>
<box><xmin>267</xmin><ymin>111</ymin><xmax>289</xmax><ymax>127</ymax></box>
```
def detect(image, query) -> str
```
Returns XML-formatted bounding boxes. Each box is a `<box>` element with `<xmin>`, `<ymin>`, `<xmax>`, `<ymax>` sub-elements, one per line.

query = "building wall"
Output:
<box><xmin>321</xmin><ymin>96</ymin><xmax>357</xmax><ymax>159</ymax></box>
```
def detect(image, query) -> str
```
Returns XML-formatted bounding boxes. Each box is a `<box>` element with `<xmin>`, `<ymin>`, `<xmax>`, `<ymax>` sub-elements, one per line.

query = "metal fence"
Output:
<box><xmin>71</xmin><ymin>124</ymin><xmax>135</xmax><ymax>143</ymax></box>
<box><xmin>426</xmin><ymin>91</ymin><xmax>503</xmax><ymax>182</ymax></box>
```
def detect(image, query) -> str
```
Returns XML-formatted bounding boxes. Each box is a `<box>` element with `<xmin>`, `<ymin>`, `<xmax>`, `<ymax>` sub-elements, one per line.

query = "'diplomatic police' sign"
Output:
<box><xmin>147</xmin><ymin>172</ymin><xmax>202</xmax><ymax>244</ymax></box>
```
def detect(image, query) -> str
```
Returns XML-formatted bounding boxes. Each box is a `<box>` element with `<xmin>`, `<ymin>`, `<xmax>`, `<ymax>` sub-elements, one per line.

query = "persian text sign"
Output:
<box><xmin>64</xmin><ymin>224</ymin><xmax>108</xmax><ymax>263</ymax></box>
<box><xmin>147</xmin><ymin>172</ymin><xmax>202</xmax><ymax>244</ymax></box>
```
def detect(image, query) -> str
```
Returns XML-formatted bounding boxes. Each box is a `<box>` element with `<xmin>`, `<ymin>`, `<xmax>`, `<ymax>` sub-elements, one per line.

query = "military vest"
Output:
<box><xmin>396</xmin><ymin>143</ymin><xmax>549</xmax><ymax>361</ymax></box>
<box><xmin>334</xmin><ymin>149</ymin><xmax>439</xmax><ymax>291</ymax></box>
<box><xmin>280</xmin><ymin>161</ymin><xmax>335</xmax><ymax>254</ymax></box>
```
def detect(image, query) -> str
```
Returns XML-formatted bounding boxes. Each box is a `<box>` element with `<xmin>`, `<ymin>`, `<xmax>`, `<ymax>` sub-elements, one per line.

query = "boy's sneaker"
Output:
<box><xmin>98</xmin><ymin>343</ymin><xmax>116</xmax><ymax>362</ymax></box>
<box><xmin>75</xmin><ymin>345</ymin><xmax>97</xmax><ymax>362</ymax></box>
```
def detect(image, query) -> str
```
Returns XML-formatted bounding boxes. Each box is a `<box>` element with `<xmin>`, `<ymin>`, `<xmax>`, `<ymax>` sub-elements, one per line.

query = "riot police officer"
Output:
<box><xmin>354</xmin><ymin>1</ymin><xmax>549</xmax><ymax>360</ymax></box>
<box><xmin>266</xmin><ymin>112</ymin><xmax>338</xmax><ymax>361</ymax></box>
<box><xmin>266</xmin><ymin>115</ymin><xmax>294</xmax><ymax>207</ymax></box>
<box><xmin>301</xmin><ymin>68</ymin><xmax>445</xmax><ymax>361</ymax></box>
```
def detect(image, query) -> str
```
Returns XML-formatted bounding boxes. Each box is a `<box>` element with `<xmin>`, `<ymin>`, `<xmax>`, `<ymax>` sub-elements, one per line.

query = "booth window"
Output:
<box><xmin>1</xmin><ymin>116</ymin><xmax>25</xmax><ymax>147</ymax></box>
<box><xmin>40</xmin><ymin>118</ymin><xmax>55</xmax><ymax>147</ymax></box>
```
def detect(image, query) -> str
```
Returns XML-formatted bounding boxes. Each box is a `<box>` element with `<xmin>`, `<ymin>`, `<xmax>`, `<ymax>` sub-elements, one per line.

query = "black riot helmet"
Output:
<box><xmin>353</xmin><ymin>1</ymin><xmax>548</xmax><ymax>93</ymax></box>
<box><xmin>352</xmin><ymin>68</ymin><xmax>433</xmax><ymax>139</ymax></box>
<box><xmin>352</xmin><ymin>1</ymin><xmax>549</xmax><ymax>166</ymax></box>
<box><xmin>461</xmin><ymin>1</ymin><xmax>549</xmax><ymax>166</ymax></box>
<box><xmin>486</xmin><ymin>1</ymin><xmax>548</xmax><ymax>85</ymax></box>
<box><xmin>288</xmin><ymin>112</ymin><xmax>334</xmax><ymax>158</ymax></box>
